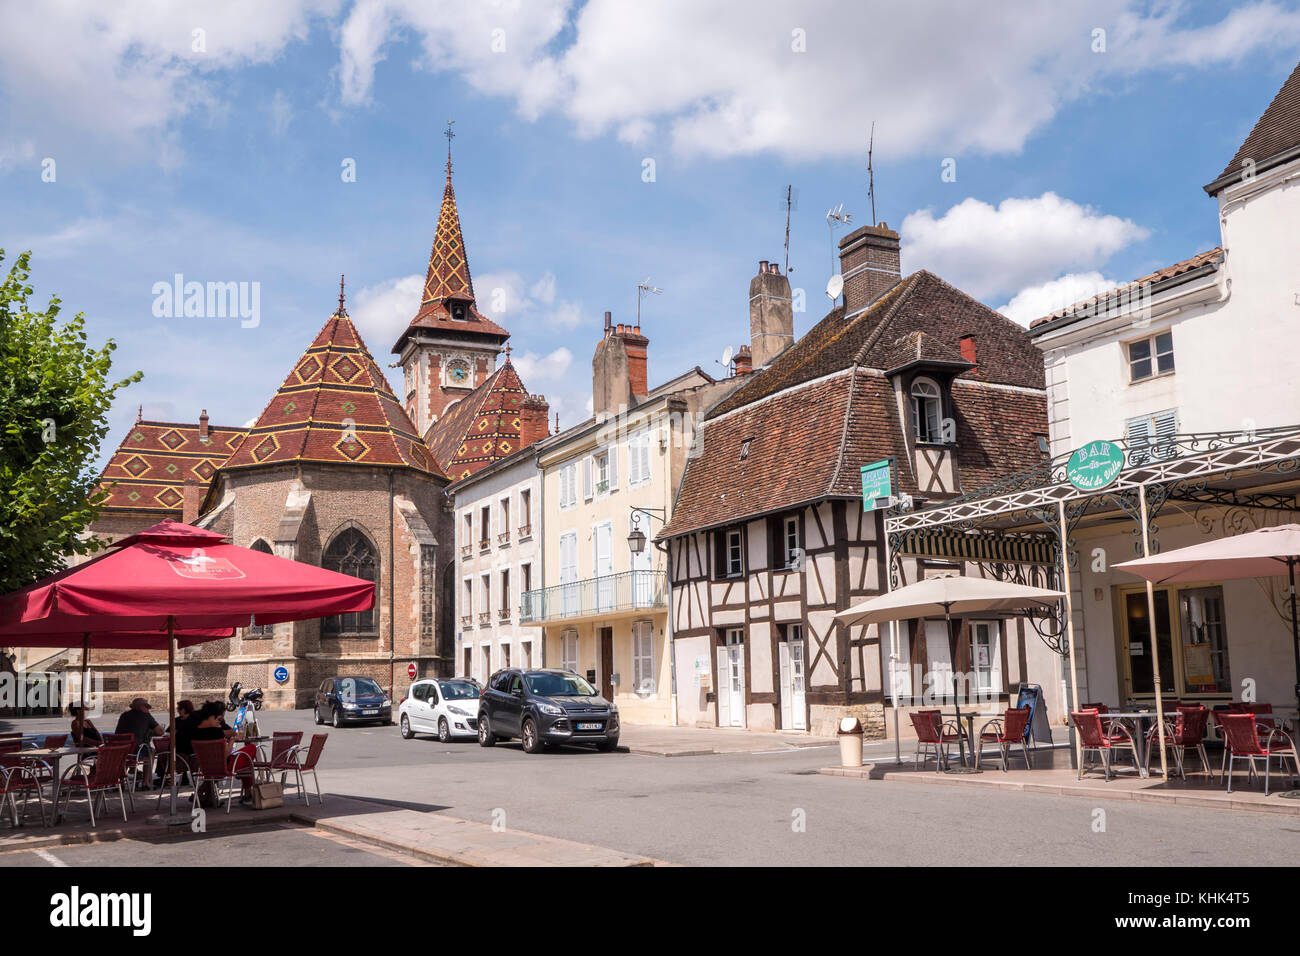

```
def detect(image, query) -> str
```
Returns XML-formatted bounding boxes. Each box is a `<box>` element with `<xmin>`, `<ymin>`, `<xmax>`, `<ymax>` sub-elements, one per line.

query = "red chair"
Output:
<box><xmin>101</xmin><ymin>733</ymin><xmax>135</xmax><ymax>747</ymax></box>
<box><xmin>1219</xmin><ymin>713</ymin><xmax>1299</xmax><ymax>795</ymax></box>
<box><xmin>1082</xmin><ymin>702</ymin><xmax>1109</xmax><ymax>713</ymax></box>
<box><xmin>1073</xmin><ymin>710</ymin><xmax>1137</xmax><ymax>781</ymax></box>
<box><xmin>56</xmin><ymin>745</ymin><xmax>130</xmax><ymax>826</ymax></box>
<box><xmin>0</xmin><ymin>740</ymin><xmax>21</xmax><ymax>756</ymax></box>
<box><xmin>42</xmin><ymin>734</ymin><xmax>68</xmax><ymax>749</ymax></box>
<box><xmin>909</xmin><ymin>710</ymin><xmax>962</xmax><ymax>772</ymax></box>
<box><xmin>253</xmin><ymin>731</ymin><xmax>302</xmax><ymax>781</ymax></box>
<box><xmin>977</xmin><ymin>708</ymin><xmax>1032</xmax><ymax>772</ymax></box>
<box><xmin>1147</xmin><ymin>706</ymin><xmax>1210</xmax><ymax>779</ymax></box>
<box><xmin>0</xmin><ymin>754</ymin><xmax>51</xmax><ymax>827</ymax></box>
<box><xmin>191</xmin><ymin>740</ymin><xmax>257</xmax><ymax>813</ymax></box>
<box><xmin>150</xmin><ymin>736</ymin><xmax>191</xmax><ymax>810</ymax></box>
<box><xmin>283</xmin><ymin>734</ymin><xmax>328</xmax><ymax>805</ymax></box>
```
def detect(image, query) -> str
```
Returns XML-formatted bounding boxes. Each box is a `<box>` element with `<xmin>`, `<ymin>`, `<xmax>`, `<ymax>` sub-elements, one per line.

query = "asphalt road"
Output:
<box><xmin>6</xmin><ymin>709</ymin><xmax>1299</xmax><ymax>866</ymax></box>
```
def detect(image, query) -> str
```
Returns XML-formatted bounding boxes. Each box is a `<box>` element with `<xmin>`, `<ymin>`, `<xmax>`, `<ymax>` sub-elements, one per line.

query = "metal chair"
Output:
<box><xmin>1073</xmin><ymin>710</ymin><xmax>1137</xmax><ymax>781</ymax></box>
<box><xmin>1219</xmin><ymin>713</ymin><xmax>1299</xmax><ymax>795</ymax></box>
<box><xmin>909</xmin><ymin>710</ymin><xmax>962</xmax><ymax>772</ymax></box>
<box><xmin>253</xmin><ymin>731</ymin><xmax>302</xmax><ymax>781</ymax></box>
<box><xmin>282</xmin><ymin>734</ymin><xmax>328</xmax><ymax>805</ymax></box>
<box><xmin>42</xmin><ymin>734</ymin><xmax>68</xmax><ymax>749</ymax></box>
<box><xmin>56</xmin><ymin>745</ymin><xmax>130</xmax><ymax>826</ymax></box>
<box><xmin>1147</xmin><ymin>706</ymin><xmax>1211</xmax><ymax>779</ymax></box>
<box><xmin>0</xmin><ymin>754</ymin><xmax>51</xmax><ymax>827</ymax></box>
<box><xmin>977</xmin><ymin>707</ymin><xmax>1032</xmax><ymax>771</ymax></box>
<box><xmin>191</xmin><ymin>740</ymin><xmax>257</xmax><ymax>813</ymax></box>
<box><xmin>150</xmin><ymin>736</ymin><xmax>191</xmax><ymax>809</ymax></box>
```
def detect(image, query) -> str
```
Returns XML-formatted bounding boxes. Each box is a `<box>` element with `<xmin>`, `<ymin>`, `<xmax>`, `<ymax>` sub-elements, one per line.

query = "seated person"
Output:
<box><xmin>69</xmin><ymin>704</ymin><xmax>102</xmax><ymax>745</ymax></box>
<box><xmin>189</xmin><ymin>701</ymin><xmax>255</xmax><ymax>805</ymax></box>
<box><xmin>169</xmin><ymin>700</ymin><xmax>195</xmax><ymax>734</ymax></box>
<box><xmin>115</xmin><ymin>698</ymin><xmax>163</xmax><ymax>789</ymax></box>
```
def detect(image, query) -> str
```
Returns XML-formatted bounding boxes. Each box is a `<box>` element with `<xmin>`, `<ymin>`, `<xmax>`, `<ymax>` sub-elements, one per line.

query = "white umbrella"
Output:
<box><xmin>836</xmin><ymin>575</ymin><xmax>1065</xmax><ymax>769</ymax></box>
<box><xmin>1115</xmin><ymin>524</ymin><xmax>1300</xmax><ymax>712</ymax></box>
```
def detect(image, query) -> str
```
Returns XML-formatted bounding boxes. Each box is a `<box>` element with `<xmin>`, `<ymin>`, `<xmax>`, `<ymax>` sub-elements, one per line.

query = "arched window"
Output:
<box><xmin>322</xmin><ymin>528</ymin><xmax>378</xmax><ymax>636</ymax></box>
<box><xmin>248</xmin><ymin>540</ymin><xmax>274</xmax><ymax>637</ymax></box>
<box><xmin>910</xmin><ymin>377</ymin><xmax>944</xmax><ymax>444</ymax></box>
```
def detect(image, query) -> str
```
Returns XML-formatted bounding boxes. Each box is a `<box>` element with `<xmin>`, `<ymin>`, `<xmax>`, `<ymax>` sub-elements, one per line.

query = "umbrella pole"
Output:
<box><xmin>1290</xmin><ymin>559</ymin><xmax>1300</xmax><ymax>716</ymax></box>
<box><xmin>947</xmin><ymin>606</ymin><xmax>968</xmax><ymax>768</ymax></box>
<box><xmin>80</xmin><ymin>633</ymin><xmax>89</xmax><ymax>715</ymax></box>
<box><xmin>1138</xmin><ymin>486</ymin><xmax>1169</xmax><ymax>779</ymax></box>
<box><xmin>167</xmin><ymin>616</ymin><xmax>178</xmax><ymax>818</ymax></box>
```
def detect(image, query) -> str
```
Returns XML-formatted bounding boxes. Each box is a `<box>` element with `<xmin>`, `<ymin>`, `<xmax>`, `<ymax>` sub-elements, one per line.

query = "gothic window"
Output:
<box><xmin>248</xmin><ymin>540</ymin><xmax>274</xmax><ymax>637</ymax></box>
<box><xmin>322</xmin><ymin>528</ymin><xmax>378</xmax><ymax>637</ymax></box>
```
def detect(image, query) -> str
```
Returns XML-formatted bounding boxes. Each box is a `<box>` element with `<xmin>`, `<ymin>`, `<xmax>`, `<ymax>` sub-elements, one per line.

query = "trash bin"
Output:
<box><xmin>837</xmin><ymin>716</ymin><xmax>863</xmax><ymax>767</ymax></box>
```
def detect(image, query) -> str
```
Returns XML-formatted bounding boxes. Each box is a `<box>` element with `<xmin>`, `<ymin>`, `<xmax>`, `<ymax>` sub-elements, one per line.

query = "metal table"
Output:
<box><xmin>942</xmin><ymin>712</ymin><xmax>1004</xmax><ymax>769</ymax></box>
<box><xmin>1098</xmin><ymin>711</ymin><xmax>1165</xmax><ymax>778</ymax></box>
<box><xmin>15</xmin><ymin>746</ymin><xmax>98</xmax><ymax>823</ymax></box>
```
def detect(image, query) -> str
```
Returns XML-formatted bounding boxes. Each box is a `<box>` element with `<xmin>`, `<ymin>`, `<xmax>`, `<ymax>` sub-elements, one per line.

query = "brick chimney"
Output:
<box><xmin>198</xmin><ymin>408</ymin><xmax>210</xmax><ymax>442</ymax></box>
<box><xmin>519</xmin><ymin>393</ymin><xmax>550</xmax><ymax>449</ymax></box>
<box><xmin>959</xmin><ymin>334</ymin><xmax>977</xmax><ymax>367</ymax></box>
<box><xmin>182</xmin><ymin>478</ymin><xmax>203</xmax><ymax>524</ymax></box>
<box><xmin>592</xmin><ymin>313</ymin><xmax>650</xmax><ymax>418</ymax></box>
<box><xmin>749</xmin><ymin>260</ymin><xmax>793</xmax><ymax>367</ymax></box>
<box><xmin>733</xmin><ymin>344</ymin><xmax>753</xmax><ymax>376</ymax></box>
<box><xmin>838</xmin><ymin>222</ymin><xmax>901</xmax><ymax>314</ymax></box>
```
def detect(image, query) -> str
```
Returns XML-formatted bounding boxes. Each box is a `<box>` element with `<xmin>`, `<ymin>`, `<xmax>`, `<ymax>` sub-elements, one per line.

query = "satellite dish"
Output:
<box><xmin>826</xmin><ymin>274</ymin><xmax>844</xmax><ymax>301</ymax></box>
<box><xmin>720</xmin><ymin>346</ymin><xmax>734</xmax><ymax>367</ymax></box>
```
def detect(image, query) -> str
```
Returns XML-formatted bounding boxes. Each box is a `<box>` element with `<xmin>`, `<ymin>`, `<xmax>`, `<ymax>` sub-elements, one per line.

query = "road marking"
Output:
<box><xmin>34</xmin><ymin>849</ymin><xmax>66</xmax><ymax>867</ymax></box>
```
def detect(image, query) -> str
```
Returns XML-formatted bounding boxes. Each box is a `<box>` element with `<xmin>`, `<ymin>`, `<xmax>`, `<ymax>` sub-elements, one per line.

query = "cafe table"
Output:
<box><xmin>15</xmin><ymin>746</ymin><xmax>98</xmax><ymax>823</ymax></box>
<box><xmin>1097</xmin><ymin>711</ymin><xmax>1169</xmax><ymax>778</ymax></box>
<box><xmin>941</xmin><ymin>712</ymin><xmax>1005</xmax><ymax>770</ymax></box>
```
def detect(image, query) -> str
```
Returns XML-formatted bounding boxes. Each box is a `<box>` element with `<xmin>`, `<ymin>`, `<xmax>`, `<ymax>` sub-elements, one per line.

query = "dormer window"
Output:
<box><xmin>911</xmin><ymin>377</ymin><xmax>944</xmax><ymax>444</ymax></box>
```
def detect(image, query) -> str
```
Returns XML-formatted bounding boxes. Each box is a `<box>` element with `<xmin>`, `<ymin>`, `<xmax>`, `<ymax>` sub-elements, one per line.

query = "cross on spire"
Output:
<box><xmin>337</xmin><ymin>274</ymin><xmax>348</xmax><ymax>316</ymax></box>
<box><xmin>444</xmin><ymin>119</ymin><xmax>456</xmax><ymax>180</ymax></box>
<box><xmin>504</xmin><ymin>343</ymin><xmax>512</xmax><ymax>363</ymax></box>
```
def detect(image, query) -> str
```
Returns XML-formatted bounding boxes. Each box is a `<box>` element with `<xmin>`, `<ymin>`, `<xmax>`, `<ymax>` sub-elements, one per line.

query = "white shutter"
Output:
<box><xmin>1154</xmin><ymin>408</ymin><xmax>1179</xmax><ymax>459</ymax></box>
<box><xmin>608</xmin><ymin>445</ymin><xmax>620</xmax><ymax>491</ymax></box>
<box><xmin>716</xmin><ymin>646</ymin><xmax>730</xmax><ymax>728</ymax></box>
<box><xmin>778</xmin><ymin>642</ymin><xmax>792</xmax><ymax>730</ymax></box>
<box><xmin>582</xmin><ymin>456</ymin><xmax>594</xmax><ymax>500</ymax></box>
<box><xmin>1125</xmin><ymin>414</ymin><xmax>1152</xmax><ymax>460</ymax></box>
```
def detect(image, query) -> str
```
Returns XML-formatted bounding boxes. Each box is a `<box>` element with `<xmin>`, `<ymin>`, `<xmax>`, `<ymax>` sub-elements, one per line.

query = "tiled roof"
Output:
<box><xmin>1028</xmin><ymin>248</ymin><xmax>1223</xmax><ymax>331</ymax></box>
<box><xmin>661</xmin><ymin>270</ymin><xmax>1049</xmax><ymax>539</ymax></box>
<box><xmin>709</xmin><ymin>270</ymin><xmax>1043</xmax><ymax>421</ymax></box>
<box><xmin>221</xmin><ymin>308</ymin><xmax>442</xmax><ymax>477</ymax></box>
<box><xmin>394</xmin><ymin>163</ymin><xmax>509</xmax><ymax>351</ymax></box>
<box><xmin>1209</xmin><ymin>59</ymin><xmax>1300</xmax><ymax>192</ymax></box>
<box><xmin>97</xmin><ymin>418</ymin><xmax>246</xmax><ymax>513</ymax></box>
<box><xmin>425</xmin><ymin>361</ymin><xmax>533</xmax><ymax>481</ymax></box>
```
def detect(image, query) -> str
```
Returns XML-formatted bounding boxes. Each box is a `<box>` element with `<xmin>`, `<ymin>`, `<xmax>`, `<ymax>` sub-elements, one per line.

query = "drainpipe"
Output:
<box><xmin>537</xmin><ymin>451</ymin><xmax>546</xmax><ymax>667</ymax></box>
<box><xmin>389</xmin><ymin>470</ymin><xmax>396</xmax><ymax>698</ymax></box>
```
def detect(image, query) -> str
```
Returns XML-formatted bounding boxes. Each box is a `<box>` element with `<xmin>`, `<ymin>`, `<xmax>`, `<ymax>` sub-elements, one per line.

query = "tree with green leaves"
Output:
<box><xmin>0</xmin><ymin>249</ymin><xmax>141</xmax><ymax>593</ymax></box>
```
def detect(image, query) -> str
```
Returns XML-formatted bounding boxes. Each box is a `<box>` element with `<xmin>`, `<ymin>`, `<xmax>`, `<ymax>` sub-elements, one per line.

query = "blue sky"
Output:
<box><xmin>2</xmin><ymin>0</ymin><xmax>1298</xmax><ymax>467</ymax></box>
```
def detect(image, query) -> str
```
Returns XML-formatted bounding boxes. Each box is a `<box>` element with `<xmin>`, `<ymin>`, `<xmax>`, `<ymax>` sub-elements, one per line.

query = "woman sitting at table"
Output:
<box><xmin>189</xmin><ymin>701</ymin><xmax>255</xmax><ymax>805</ymax></box>
<box><xmin>68</xmin><ymin>704</ymin><xmax>102</xmax><ymax>746</ymax></box>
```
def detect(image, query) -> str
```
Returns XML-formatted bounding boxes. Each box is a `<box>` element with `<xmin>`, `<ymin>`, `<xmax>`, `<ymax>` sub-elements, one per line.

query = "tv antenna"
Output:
<box><xmin>826</xmin><ymin>203</ymin><xmax>852</xmax><ymax>302</ymax></box>
<box><xmin>784</xmin><ymin>184</ymin><xmax>794</xmax><ymax>275</ymax></box>
<box><xmin>867</xmin><ymin>121</ymin><xmax>876</xmax><ymax>225</ymax></box>
<box><xmin>636</xmin><ymin>277</ymin><xmax>662</xmax><ymax>325</ymax></box>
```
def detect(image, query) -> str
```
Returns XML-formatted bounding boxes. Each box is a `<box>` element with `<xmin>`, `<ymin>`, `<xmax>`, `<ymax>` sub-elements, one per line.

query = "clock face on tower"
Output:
<box><xmin>447</xmin><ymin>359</ymin><xmax>471</xmax><ymax>386</ymax></box>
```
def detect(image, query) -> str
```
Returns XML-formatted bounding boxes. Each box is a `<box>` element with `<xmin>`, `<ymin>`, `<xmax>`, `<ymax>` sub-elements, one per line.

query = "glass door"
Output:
<box><xmin>1122</xmin><ymin>589</ymin><xmax>1176</xmax><ymax>699</ymax></box>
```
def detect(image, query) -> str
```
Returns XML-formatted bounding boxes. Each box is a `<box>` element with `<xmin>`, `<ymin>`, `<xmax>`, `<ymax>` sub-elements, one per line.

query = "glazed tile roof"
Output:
<box><xmin>221</xmin><ymin>308</ymin><xmax>443</xmax><ymax>477</ymax></box>
<box><xmin>425</xmin><ymin>360</ymin><xmax>532</xmax><ymax>481</ymax></box>
<box><xmin>393</xmin><ymin>164</ymin><xmax>509</xmax><ymax>352</ymax></box>
<box><xmin>1208</xmin><ymin>59</ymin><xmax>1300</xmax><ymax>193</ymax></box>
<box><xmin>97</xmin><ymin>418</ymin><xmax>246</xmax><ymax>513</ymax></box>
<box><xmin>661</xmin><ymin>271</ymin><xmax>1048</xmax><ymax>538</ymax></box>
<box><xmin>1028</xmin><ymin>248</ymin><xmax>1223</xmax><ymax>331</ymax></box>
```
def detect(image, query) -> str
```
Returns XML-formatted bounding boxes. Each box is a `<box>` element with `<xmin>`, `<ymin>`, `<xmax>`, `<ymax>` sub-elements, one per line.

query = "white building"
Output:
<box><xmin>450</xmin><ymin>446</ymin><xmax>544</xmax><ymax>685</ymax></box>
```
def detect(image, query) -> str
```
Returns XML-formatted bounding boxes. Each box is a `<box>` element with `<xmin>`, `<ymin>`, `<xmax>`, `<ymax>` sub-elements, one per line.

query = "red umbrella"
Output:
<box><xmin>0</xmin><ymin>519</ymin><xmax>375</xmax><ymax>815</ymax></box>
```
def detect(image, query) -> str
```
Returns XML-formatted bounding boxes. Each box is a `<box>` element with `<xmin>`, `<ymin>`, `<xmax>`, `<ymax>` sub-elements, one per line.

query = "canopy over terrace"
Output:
<box><xmin>882</xmin><ymin>425</ymin><xmax>1300</xmax><ymax>776</ymax></box>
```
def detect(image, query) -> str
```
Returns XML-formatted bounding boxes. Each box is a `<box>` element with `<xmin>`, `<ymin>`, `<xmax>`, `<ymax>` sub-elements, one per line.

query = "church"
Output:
<box><xmin>81</xmin><ymin>151</ymin><xmax>550</xmax><ymax>711</ymax></box>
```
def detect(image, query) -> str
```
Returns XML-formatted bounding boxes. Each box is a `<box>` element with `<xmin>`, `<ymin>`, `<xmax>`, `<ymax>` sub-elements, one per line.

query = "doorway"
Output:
<box><xmin>717</xmin><ymin>628</ymin><xmax>746</xmax><ymax>727</ymax></box>
<box><xmin>599</xmin><ymin>627</ymin><xmax>614</xmax><ymax>701</ymax></box>
<box><xmin>1120</xmin><ymin>584</ymin><xmax>1232</xmax><ymax>702</ymax></box>
<box><xmin>779</xmin><ymin>624</ymin><xmax>807</xmax><ymax>730</ymax></box>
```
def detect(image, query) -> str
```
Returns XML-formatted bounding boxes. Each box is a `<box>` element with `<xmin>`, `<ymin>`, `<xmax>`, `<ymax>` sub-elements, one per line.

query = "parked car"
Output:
<box><xmin>399</xmin><ymin>678</ymin><xmax>481</xmax><ymax>742</ymax></box>
<box><xmin>477</xmin><ymin>668</ymin><xmax>619</xmax><ymax>754</ymax></box>
<box><xmin>314</xmin><ymin>676</ymin><xmax>392</xmax><ymax>727</ymax></box>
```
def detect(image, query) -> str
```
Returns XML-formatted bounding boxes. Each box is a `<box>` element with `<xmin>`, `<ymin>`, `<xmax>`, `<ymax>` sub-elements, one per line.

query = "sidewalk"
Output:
<box><xmin>620</xmin><ymin>722</ymin><xmax>837</xmax><ymax>756</ymax></box>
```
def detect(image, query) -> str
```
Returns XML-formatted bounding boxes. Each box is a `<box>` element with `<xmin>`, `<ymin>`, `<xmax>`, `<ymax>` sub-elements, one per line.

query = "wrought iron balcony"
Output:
<box><xmin>520</xmin><ymin>570</ymin><xmax>666</xmax><ymax>625</ymax></box>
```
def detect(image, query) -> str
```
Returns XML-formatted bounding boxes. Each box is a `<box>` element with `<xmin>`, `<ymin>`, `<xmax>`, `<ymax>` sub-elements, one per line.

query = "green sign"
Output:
<box><xmin>861</xmin><ymin>458</ymin><xmax>894</xmax><ymax>509</ymax></box>
<box><xmin>1066</xmin><ymin>440</ymin><xmax>1125</xmax><ymax>491</ymax></box>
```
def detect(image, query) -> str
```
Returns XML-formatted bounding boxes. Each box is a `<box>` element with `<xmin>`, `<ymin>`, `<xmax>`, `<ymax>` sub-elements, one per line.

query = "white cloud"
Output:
<box><xmin>901</xmin><ymin>193</ymin><xmax>1148</xmax><ymax>301</ymax></box>
<box><xmin>513</xmin><ymin>346</ymin><xmax>573</xmax><ymax>384</ymax></box>
<box><xmin>478</xmin><ymin>268</ymin><xmax>585</xmax><ymax>331</ymax></box>
<box><xmin>350</xmin><ymin>273</ymin><xmax>422</xmax><ymax>349</ymax></box>
<box><xmin>268</xmin><ymin>90</ymin><xmax>293</xmax><ymax>138</ymax></box>
<box><xmin>997</xmin><ymin>272</ymin><xmax>1120</xmax><ymax>327</ymax></box>
<box><xmin>337</xmin><ymin>0</ymin><xmax>1300</xmax><ymax>161</ymax></box>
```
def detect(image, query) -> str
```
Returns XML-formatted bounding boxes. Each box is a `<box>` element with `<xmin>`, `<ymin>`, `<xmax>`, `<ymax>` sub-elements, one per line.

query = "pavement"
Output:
<box><xmin>5</xmin><ymin>709</ymin><xmax>1299</xmax><ymax>866</ymax></box>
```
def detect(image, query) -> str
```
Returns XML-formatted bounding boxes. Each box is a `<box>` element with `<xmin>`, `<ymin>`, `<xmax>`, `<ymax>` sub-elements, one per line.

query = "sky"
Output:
<box><xmin>2</xmin><ymin>0</ymin><xmax>1299</xmax><ymax>469</ymax></box>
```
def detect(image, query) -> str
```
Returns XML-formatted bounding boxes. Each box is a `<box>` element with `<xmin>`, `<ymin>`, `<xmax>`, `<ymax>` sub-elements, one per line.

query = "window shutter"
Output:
<box><xmin>609</xmin><ymin>445</ymin><xmax>620</xmax><ymax>491</ymax></box>
<box><xmin>778</xmin><ymin>642</ymin><xmax>792</xmax><ymax>729</ymax></box>
<box><xmin>1154</xmin><ymin>408</ymin><xmax>1179</xmax><ymax>458</ymax></box>
<box><xmin>582</xmin><ymin>457</ymin><xmax>594</xmax><ymax>500</ymax></box>
<box><xmin>1125</xmin><ymin>414</ymin><xmax>1152</xmax><ymax>460</ymax></box>
<box><xmin>716</xmin><ymin>645</ymin><xmax>730</xmax><ymax>727</ymax></box>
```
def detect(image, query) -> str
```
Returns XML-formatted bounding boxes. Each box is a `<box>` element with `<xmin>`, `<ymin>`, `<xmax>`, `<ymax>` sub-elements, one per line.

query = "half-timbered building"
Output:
<box><xmin>659</xmin><ymin>225</ymin><xmax>1052</xmax><ymax>736</ymax></box>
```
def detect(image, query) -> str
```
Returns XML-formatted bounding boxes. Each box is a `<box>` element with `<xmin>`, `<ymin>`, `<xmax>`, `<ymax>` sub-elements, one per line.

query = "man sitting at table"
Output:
<box><xmin>115</xmin><ymin>698</ymin><xmax>162</xmax><ymax>789</ymax></box>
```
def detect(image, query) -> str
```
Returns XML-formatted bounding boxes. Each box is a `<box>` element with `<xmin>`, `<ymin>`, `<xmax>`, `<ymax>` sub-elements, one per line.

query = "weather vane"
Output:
<box><xmin>337</xmin><ymin>274</ymin><xmax>347</xmax><ymax>316</ymax></box>
<box><xmin>445</xmin><ymin>119</ymin><xmax>456</xmax><ymax>175</ymax></box>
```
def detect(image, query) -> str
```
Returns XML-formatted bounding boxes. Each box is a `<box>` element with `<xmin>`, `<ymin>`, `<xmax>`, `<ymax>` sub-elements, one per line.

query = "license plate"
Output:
<box><xmin>363</xmin><ymin>709</ymin><xmax>378</xmax><ymax>715</ymax></box>
<box><xmin>577</xmin><ymin>722</ymin><xmax>602</xmax><ymax>731</ymax></box>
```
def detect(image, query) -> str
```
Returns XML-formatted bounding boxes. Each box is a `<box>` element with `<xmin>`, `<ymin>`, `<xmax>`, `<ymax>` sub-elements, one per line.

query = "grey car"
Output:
<box><xmin>477</xmin><ymin>668</ymin><xmax>620</xmax><ymax>754</ymax></box>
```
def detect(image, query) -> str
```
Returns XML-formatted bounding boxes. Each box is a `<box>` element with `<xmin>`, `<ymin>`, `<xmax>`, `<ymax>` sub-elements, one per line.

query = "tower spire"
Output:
<box><xmin>337</xmin><ymin>274</ymin><xmax>348</xmax><ymax>317</ymax></box>
<box><xmin>421</xmin><ymin>123</ymin><xmax>475</xmax><ymax>307</ymax></box>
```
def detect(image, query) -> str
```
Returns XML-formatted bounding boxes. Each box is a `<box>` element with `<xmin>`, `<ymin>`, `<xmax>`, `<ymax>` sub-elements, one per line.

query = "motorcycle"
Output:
<box><xmin>225</xmin><ymin>682</ymin><xmax>265</xmax><ymax>712</ymax></box>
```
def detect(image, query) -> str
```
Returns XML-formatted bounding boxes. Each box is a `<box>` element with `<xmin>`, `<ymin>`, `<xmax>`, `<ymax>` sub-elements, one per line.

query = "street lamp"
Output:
<box><xmin>627</xmin><ymin>507</ymin><xmax>664</xmax><ymax>554</ymax></box>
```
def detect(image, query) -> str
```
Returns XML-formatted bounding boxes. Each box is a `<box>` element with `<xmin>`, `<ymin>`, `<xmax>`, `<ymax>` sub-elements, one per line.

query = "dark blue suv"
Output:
<box><xmin>478</xmin><ymin>668</ymin><xmax>619</xmax><ymax>754</ymax></box>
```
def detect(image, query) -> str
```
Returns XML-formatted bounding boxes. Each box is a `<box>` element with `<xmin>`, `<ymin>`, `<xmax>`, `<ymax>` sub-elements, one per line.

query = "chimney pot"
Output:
<box><xmin>198</xmin><ymin>409</ymin><xmax>210</xmax><ymax>440</ymax></box>
<box><xmin>759</xmin><ymin>260</ymin><xmax>768</xmax><ymax>273</ymax></box>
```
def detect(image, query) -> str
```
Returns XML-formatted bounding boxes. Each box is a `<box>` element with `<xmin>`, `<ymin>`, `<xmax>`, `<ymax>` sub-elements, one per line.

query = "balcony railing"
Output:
<box><xmin>518</xmin><ymin>524</ymin><xmax>533</xmax><ymax>540</ymax></box>
<box><xmin>460</xmin><ymin>545</ymin><xmax>472</xmax><ymax>560</ymax></box>
<box><xmin>497</xmin><ymin>606</ymin><xmax>512</xmax><ymax>621</ymax></box>
<box><xmin>460</xmin><ymin>614</ymin><xmax>473</xmax><ymax>629</ymax></box>
<box><xmin>478</xmin><ymin>611</ymin><xmax>491</xmax><ymax>626</ymax></box>
<box><xmin>520</xmin><ymin>570</ymin><xmax>666</xmax><ymax>625</ymax></box>
<box><xmin>497</xmin><ymin>531</ymin><xmax>511</xmax><ymax>546</ymax></box>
